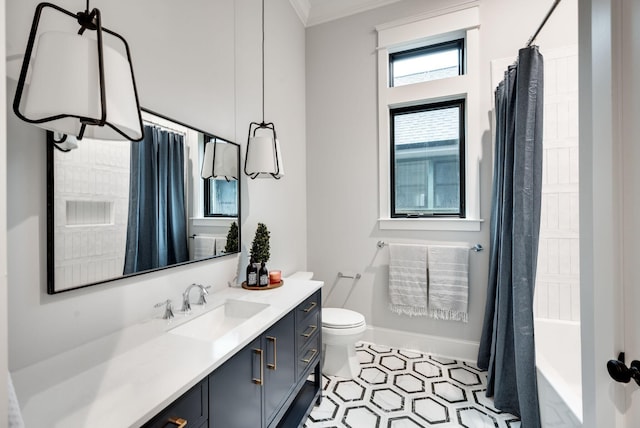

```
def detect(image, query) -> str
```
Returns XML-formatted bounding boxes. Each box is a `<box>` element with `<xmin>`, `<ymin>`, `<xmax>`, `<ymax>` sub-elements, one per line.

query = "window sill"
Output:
<box><xmin>191</xmin><ymin>217</ymin><xmax>237</xmax><ymax>227</ymax></box>
<box><xmin>378</xmin><ymin>217</ymin><xmax>483</xmax><ymax>232</ymax></box>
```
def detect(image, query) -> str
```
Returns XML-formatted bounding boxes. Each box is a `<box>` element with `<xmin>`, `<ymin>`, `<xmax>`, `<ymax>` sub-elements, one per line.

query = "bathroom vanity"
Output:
<box><xmin>11</xmin><ymin>277</ymin><xmax>323</xmax><ymax>427</ymax></box>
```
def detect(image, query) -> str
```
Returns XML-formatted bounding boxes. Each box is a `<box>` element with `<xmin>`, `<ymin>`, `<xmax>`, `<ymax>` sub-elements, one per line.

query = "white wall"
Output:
<box><xmin>534</xmin><ymin>46</ymin><xmax>581</xmax><ymax>323</ymax></box>
<box><xmin>306</xmin><ymin>0</ymin><xmax>578</xmax><ymax>348</ymax></box>
<box><xmin>6</xmin><ymin>0</ymin><xmax>307</xmax><ymax>370</ymax></box>
<box><xmin>1</xmin><ymin>0</ymin><xmax>8</xmax><ymax>423</ymax></box>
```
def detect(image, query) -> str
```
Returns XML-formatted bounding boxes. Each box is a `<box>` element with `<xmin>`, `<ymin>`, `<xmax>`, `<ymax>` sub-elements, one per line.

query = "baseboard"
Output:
<box><xmin>361</xmin><ymin>325</ymin><xmax>480</xmax><ymax>363</ymax></box>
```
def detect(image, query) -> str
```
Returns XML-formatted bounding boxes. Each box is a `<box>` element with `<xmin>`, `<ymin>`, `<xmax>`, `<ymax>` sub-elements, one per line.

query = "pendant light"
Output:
<box><xmin>244</xmin><ymin>0</ymin><xmax>284</xmax><ymax>179</ymax></box>
<box><xmin>13</xmin><ymin>1</ymin><xmax>144</xmax><ymax>143</ymax></box>
<box><xmin>202</xmin><ymin>138</ymin><xmax>239</xmax><ymax>182</ymax></box>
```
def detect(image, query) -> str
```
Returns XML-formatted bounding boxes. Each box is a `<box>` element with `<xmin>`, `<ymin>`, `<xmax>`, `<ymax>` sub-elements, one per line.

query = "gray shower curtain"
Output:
<box><xmin>124</xmin><ymin>125</ymin><xmax>189</xmax><ymax>275</ymax></box>
<box><xmin>477</xmin><ymin>46</ymin><xmax>544</xmax><ymax>428</ymax></box>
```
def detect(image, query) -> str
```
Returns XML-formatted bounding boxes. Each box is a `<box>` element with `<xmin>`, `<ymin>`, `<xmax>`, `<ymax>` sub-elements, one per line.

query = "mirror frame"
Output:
<box><xmin>46</xmin><ymin>108</ymin><xmax>241</xmax><ymax>294</ymax></box>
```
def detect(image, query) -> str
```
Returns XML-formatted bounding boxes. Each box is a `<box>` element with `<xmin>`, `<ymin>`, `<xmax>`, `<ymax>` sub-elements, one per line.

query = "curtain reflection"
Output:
<box><xmin>123</xmin><ymin>125</ymin><xmax>189</xmax><ymax>274</ymax></box>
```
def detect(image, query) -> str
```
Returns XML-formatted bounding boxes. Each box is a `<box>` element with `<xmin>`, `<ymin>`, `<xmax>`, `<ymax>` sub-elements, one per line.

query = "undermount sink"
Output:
<box><xmin>169</xmin><ymin>299</ymin><xmax>269</xmax><ymax>341</ymax></box>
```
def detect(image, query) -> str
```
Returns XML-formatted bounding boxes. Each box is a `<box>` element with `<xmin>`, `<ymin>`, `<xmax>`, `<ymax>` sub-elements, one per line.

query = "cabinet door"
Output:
<box><xmin>264</xmin><ymin>311</ymin><xmax>296</xmax><ymax>426</ymax></box>
<box><xmin>142</xmin><ymin>379</ymin><xmax>208</xmax><ymax>428</ymax></box>
<box><xmin>209</xmin><ymin>337</ymin><xmax>263</xmax><ymax>428</ymax></box>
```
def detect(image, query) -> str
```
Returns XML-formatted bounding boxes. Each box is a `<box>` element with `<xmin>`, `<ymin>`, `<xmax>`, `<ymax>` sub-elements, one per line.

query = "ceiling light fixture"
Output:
<box><xmin>202</xmin><ymin>138</ymin><xmax>239</xmax><ymax>182</ymax></box>
<box><xmin>244</xmin><ymin>0</ymin><xmax>284</xmax><ymax>179</ymax></box>
<box><xmin>13</xmin><ymin>1</ymin><xmax>144</xmax><ymax>144</ymax></box>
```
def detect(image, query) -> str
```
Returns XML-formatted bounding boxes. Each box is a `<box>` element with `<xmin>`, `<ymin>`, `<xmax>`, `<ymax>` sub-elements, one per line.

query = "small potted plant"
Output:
<box><xmin>250</xmin><ymin>222</ymin><xmax>270</xmax><ymax>264</ymax></box>
<box><xmin>250</xmin><ymin>223</ymin><xmax>271</xmax><ymax>287</ymax></box>
<box><xmin>224</xmin><ymin>221</ymin><xmax>239</xmax><ymax>254</ymax></box>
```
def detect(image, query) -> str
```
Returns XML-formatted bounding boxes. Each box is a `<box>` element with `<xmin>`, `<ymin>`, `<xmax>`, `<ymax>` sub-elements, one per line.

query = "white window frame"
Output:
<box><xmin>377</xmin><ymin>3</ymin><xmax>482</xmax><ymax>231</ymax></box>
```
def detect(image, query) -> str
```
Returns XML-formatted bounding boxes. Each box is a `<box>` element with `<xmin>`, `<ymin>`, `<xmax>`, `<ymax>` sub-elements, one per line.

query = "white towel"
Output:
<box><xmin>8</xmin><ymin>373</ymin><xmax>25</xmax><ymax>428</ymax></box>
<box><xmin>215</xmin><ymin>237</ymin><xmax>227</xmax><ymax>255</ymax></box>
<box><xmin>388</xmin><ymin>244</ymin><xmax>429</xmax><ymax>316</ymax></box>
<box><xmin>427</xmin><ymin>245</ymin><xmax>469</xmax><ymax>322</ymax></box>
<box><xmin>193</xmin><ymin>235</ymin><xmax>216</xmax><ymax>259</ymax></box>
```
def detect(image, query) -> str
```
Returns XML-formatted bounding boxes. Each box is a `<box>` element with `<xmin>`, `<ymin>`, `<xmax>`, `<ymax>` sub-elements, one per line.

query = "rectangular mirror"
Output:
<box><xmin>47</xmin><ymin>109</ymin><xmax>241</xmax><ymax>293</ymax></box>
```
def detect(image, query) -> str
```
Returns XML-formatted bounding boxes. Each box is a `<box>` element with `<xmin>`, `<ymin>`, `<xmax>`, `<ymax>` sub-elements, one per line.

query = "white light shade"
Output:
<box><xmin>245</xmin><ymin>136</ymin><xmax>284</xmax><ymax>178</ymax></box>
<box><xmin>22</xmin><ymin>31</ymin><xmax>142</xmax><ymax>141</ymax></box>
<box><xmin>201</xmin><ymin>141</ymin><xmax>238</xmax><ymax>180</ymax></box>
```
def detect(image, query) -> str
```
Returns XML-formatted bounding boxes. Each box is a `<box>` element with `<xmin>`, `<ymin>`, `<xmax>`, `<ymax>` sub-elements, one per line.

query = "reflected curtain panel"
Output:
<box><xmin>124</xmin><ymin>125</ymin><xmax>189</xmax><ymax>275</ymax></box>
<box><xmin>477</xmin><ymin>46</ymin><xmax>544</xmax><ymax>428</ymax></box>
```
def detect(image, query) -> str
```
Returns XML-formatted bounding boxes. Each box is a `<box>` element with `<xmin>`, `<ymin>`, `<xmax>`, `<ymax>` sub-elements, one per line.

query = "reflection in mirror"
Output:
<box><xmin>47</xmin><ymin>109</ymin><xmax>241</xmax><ymax>293</ymax></box>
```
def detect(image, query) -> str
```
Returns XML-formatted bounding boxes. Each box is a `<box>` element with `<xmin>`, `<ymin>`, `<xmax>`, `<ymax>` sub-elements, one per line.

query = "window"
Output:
<box><xmin>204</xmin><ymin>179</ymin><xmax>238</xmax><ymax>217</ymax></box>
<box><xmin>390</xmin><ymin>39</ymin><xmax>464</xmax><ymax>87</ymax></box>
<box><xmin>376</xmin><ymin>5</ymin><xmax>481</xmax><ymax>231</ymax></box>
<box><xmin>391</xmin><ymin>100</ymin><xmax>465</xmax><ymax>217</ymax></box>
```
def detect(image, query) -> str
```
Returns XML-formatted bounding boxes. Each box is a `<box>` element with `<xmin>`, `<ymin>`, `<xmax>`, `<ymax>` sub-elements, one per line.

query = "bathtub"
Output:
<box><xmin>534</xmin><ymin>318</ymin><xmax>583</xmax><ymax>427</ymax></box>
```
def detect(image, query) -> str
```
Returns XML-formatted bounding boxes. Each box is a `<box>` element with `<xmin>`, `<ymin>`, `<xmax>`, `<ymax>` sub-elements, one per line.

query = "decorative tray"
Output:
<box><xmin>242</xmin><ymin>280</ymin><xmax>284</xmax><ymax>290</ymax></box>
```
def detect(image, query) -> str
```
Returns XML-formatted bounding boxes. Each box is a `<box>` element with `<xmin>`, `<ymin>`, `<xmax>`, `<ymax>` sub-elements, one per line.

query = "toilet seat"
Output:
<box><xmin>322</xmin><ymin>308</ymin><xmax>366</xmax><ymax>329</ymax></box>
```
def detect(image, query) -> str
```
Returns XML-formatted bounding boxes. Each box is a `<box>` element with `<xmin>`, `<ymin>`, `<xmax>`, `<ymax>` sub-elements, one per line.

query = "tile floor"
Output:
<box><xmin>304</xmin><ymin>342</ymin><xmax>521</xmax><ymax>428</ymax></box>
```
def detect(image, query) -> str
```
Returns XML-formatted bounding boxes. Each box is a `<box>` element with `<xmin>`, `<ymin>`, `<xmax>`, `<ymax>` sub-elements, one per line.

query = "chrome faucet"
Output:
<box><xmin>181</xmin><ymin>283</ymin><xmax>210</xmax><ymax>313</ymax></box>
<box><xmin>154</xmin><ymin>299</ymin><xmax>174</xmax><ymax>320</ymax></box>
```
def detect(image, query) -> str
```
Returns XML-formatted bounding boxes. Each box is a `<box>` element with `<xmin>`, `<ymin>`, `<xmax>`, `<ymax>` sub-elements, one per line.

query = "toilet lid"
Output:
<box><xmin>322</xmin><ymin>308</ymin><xmax>366</xmax><ymax>329</ymax></box>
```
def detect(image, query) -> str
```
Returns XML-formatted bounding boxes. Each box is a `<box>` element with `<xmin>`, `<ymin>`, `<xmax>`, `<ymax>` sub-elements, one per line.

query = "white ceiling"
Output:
<box><xmin>289</xmin><ymin>0</ymin><xmax>403</xmax><ymax>27</ymax></box>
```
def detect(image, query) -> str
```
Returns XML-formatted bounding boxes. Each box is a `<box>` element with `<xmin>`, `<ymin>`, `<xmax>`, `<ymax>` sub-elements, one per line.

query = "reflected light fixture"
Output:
<box><xmin>244</xmin><ymin>0</ymin><xmax>284</xmax><ymax>179</ymax></box>
<box><xmin>13</xmin><ymin>1</ymin><xmax>144</xmax><ymax>144</ymax></box>
<box><xmin>202</xmin><ymin>139</ymin><xmax>239</xmax><ymax>182</ymax></box>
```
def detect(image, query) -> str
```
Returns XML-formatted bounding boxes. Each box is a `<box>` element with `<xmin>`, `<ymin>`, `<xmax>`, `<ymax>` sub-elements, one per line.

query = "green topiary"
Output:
<box><xmin>250</xmin><ymin>222</ymin><xmax>270</xmax><ymax>263</ymax></box>
<box><xmin>224</xmin><ymin>221</ymin><xmax>239</xmax><ymax>254</ymax></box>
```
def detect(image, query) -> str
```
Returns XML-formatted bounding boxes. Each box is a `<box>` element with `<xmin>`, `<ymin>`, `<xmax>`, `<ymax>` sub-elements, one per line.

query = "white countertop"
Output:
<box><xmin>12</xmin><ymin>278</ymin><xmax>324</xmax><ymax>428</ymax></box>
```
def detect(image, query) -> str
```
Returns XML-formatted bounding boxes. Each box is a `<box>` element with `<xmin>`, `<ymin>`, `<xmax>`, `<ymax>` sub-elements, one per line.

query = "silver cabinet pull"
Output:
<box><xmin>302</xmin><ymin>301</ymin><xmax>317</xmax><ymax>313</ymax></box>
<box><xmin>301</xmin><ymin>325</ymin><xmax>317</xmax><ymax>338</ymax></box>
<box><xmin>301</xmin><ymin>349</ymin><xmax>318</xmax><ymax>364</ymax></box>
<box><xmin>266</xmin><ymin>336</ymin><xmax>277</xmax><ymax>370</ymax></box>
<box><xmin>252</xmin><ymin>348</ymin><xmax>264</xmax><ymax>385</ymax></box>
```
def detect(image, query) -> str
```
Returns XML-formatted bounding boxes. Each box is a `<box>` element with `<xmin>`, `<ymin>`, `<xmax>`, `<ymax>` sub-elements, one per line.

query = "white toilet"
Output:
<box><xmin>322</xmin><ymin>307</ymin><xmax>366</xmax><ymax>379</ymax></box>
<box><xmin>288</xmin><ymin>271</ymin><xmax>367</xmax><ymax>379</ymax></box>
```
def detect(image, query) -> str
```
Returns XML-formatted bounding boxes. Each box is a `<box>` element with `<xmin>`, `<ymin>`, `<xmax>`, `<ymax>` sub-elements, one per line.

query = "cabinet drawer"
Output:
<box><xmin>296</xmin><ymin>291</ymin><xmax>320</xmax><ymax>324</ymax></box>
<box><xmin>143</xmin><ymin>379</ymin><xmax>208</xmax><ymax>428</ymax></box>
<box><xmin>298</xmin><ymin>333</ymin><xmax>320</xmax><ymax>378</ymax></box>
<box><xmin>296</xmin><ymin>310</ymin><xmax>319</xmax><ymax>350</ymax></box>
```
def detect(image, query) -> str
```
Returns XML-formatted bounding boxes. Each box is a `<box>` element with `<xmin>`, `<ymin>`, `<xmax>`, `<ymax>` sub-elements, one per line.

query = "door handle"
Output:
<box><xmin>267</xmin><ymin>336</ymin><xmax>277</xmax><ymax>370</ymax></box>
<box><xmin>607</xmin><ymin>352</ymin><xmax>640</xmax><ymax>386</ymax></box>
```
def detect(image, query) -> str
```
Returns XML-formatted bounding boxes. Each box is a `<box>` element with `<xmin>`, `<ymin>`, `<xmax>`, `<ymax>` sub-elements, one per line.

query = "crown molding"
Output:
<box><xmin>289</xmin><ymin>0</ymin><xmax>403</xmax><ymax>28</ymax></box>
<box><xmin>289</xmin><ymin>0</ymin><xmax>311</xmax><ymax>26</ymax></box>
<box><xmin>306</xmin><ymin>0</ymin><xmax>403</xmax><ymax>27</ymax></box>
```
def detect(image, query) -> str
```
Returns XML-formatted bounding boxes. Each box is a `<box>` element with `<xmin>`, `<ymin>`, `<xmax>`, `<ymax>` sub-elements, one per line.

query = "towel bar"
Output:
<box><xmin>376</xmin><ymin>241</ymin><xmax>483</xmax><ymax>252</ymax></box>
<box><xmin>338</xmin><ymin>272</ymin><xmax>361</xmax><ymax>280</ymax></box>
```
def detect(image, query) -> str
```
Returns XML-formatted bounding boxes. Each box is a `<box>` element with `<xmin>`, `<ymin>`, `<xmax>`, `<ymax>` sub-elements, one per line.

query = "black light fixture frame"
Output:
<box><xmin>13</xmin><ymin>1</ymin><xmax>144</xmax><ymax>143</ymax></box>
<box><xmin>244</xmin><ymin>0</ymin><xmax>281</xmax><ymax>180</ymax></box>
<box><xmin>244</xmin><ymin>121</ymin><xmax>281</xmax><ymax>180</ymax></box>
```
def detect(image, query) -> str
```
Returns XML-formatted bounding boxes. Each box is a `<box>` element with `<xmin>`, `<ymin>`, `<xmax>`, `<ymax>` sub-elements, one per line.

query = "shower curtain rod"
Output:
<box><xmin>143</xmin><ymin>119</ymin><xmax>187</xmax><ymax>137</ymax></box>
<box><xmin>526</xmin><ymin>0</ymin><xmax>562</xmax><ymax>47</ymax></box>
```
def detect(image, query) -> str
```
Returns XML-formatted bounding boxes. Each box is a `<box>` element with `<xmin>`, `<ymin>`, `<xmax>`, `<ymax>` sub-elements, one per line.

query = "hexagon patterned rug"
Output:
<box><xmin>304</xmin><ymin>342</ymin><xmax>521</xmax><ymax>428</ymax></box>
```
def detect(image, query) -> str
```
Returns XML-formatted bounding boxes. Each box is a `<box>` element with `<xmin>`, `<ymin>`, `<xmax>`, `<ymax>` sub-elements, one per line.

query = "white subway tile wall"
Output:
<box><xmin>53</xmin><ymin>139</ymin><xmax>130</xmax><ymax>289</ymax></box>
<box><xmin>534</xmin><ymin>46</ymin><xmax>580</xmax><ymax>322</ymax></box>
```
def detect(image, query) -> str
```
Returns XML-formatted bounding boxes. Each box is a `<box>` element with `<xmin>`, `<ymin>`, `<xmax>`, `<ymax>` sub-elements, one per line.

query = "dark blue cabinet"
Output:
<box><xmin>210</xmin><ymin>311</ymin><xmax>298</xmax><ymax>428</ymax></box>
<box><xmin>209</xmin><ymin>336</ymin><xmax>263</xmax><ymax>428</ymax></box>
<box><xmin>264</xmin><ymin>311</ymin><xmax>296</xmax><ymax>426</ymax></box>
<box><xmin>142</xmin><ymin>379</ymin><xmax>208</xmax><ymax>428</ymax></box>
<box><xmin>146</xmin><ymin>290</ymin><xmax>322</xmax><ymax>428</ymax></box>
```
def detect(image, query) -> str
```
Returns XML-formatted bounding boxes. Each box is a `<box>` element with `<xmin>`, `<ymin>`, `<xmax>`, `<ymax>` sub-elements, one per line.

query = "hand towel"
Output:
<box><xmin>388</xmin><ymin>244</ymin><xmax>429</xmax><ymax>316</ymax></box>
<box><xmin>193</xmin><ymin>235</ymin><xmax>216</xmax><ymax>259</ymax></box>
<box><xmin>8</xmin><ymin>373</ymin><xmax>25</xmax><ymax>428</ymax></box>
<box><xmin>215</xmin><ymin>238</ymin><xmax>227</xmax><ymax>256</ymax></box>
<box><xmin>427</xmin><ymin>245</ymin><xmax>469</xmax><ymax>322</ymax></box>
